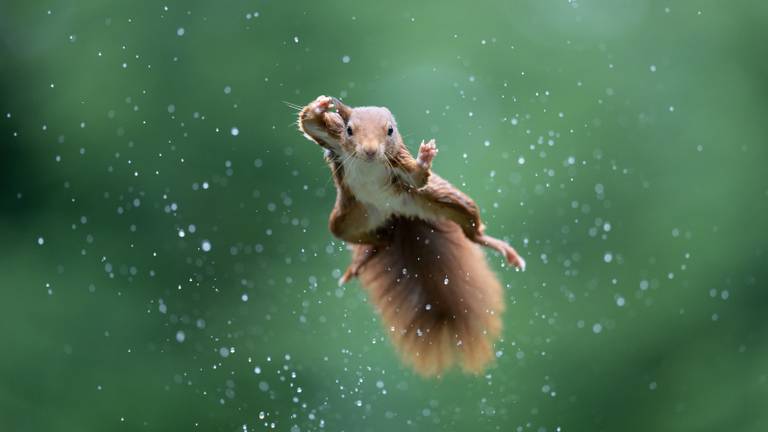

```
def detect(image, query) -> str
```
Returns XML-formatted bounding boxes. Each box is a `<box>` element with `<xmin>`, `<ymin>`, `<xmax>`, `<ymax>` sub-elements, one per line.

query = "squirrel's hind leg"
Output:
<box><xmin>444</xmin><ymin>205</ymin><xmax>525</xmax><ymax>270</ymax></box>
<box><xmin>445</xmin><ymin>206</ymin><xmax>525</xmax><ymax>270</ymax></box>
<box><xmin>418</xmin><ymin>177</ymin><xmax>526</xmax><ymax>270</ymax></box>
<box><xmin>339</xmin><ymin>245</ymin><xmax>378</xmax><ymax>286</ymax></box>
<box><xmin>329</xmin><ymin>193</ymin><xmax>385</xmax><ymax>245</ymax></box>
<box><xmin>472</xmin><ymin>233</ymin><xmax>526</xmax><ymax>271</ymax></box>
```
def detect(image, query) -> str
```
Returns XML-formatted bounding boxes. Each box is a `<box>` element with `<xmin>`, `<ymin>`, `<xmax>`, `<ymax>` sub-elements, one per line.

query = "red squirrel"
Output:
<box><xmin>298</xmin><ymin>96</ymin><xmax>525</xmax><ymax>376</ymax></box>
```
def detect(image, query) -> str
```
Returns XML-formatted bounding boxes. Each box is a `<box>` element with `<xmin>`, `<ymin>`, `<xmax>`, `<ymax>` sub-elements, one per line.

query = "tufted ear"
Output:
<box><xmin>331</xmin><ymin>97</ymin><xmax>352</xmax><ymax>122</ymax></box>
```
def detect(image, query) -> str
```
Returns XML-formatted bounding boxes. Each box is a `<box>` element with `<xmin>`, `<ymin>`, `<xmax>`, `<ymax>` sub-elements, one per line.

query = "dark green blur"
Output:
<box><xmin>1</xmin><ymin>1</ymin><xmax>767</xmax><ymax>431</ymax></box>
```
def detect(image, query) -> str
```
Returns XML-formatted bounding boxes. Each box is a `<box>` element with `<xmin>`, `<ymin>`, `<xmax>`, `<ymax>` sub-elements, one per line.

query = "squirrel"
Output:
<box><xmin>298</xmin><ymin>95</ymin><xmax>525</xmax><ymax>376</ymax></box>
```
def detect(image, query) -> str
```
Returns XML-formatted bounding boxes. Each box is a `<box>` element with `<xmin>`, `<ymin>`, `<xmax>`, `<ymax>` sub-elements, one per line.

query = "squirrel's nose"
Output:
<box><xmin>363</xmin><ymin>148</ymin><xmax>377</xmax><ymax>160</ymax></box>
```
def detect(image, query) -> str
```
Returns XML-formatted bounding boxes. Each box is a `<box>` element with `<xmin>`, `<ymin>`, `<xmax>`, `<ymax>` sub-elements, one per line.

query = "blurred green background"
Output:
<box><xmin>2</xmin><ymin>1</ymin><xmax>767</xmax><ymax>431</ymax></box>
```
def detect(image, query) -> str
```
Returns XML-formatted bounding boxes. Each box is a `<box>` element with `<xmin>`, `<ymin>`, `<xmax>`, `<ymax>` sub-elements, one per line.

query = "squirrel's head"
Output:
<box><xmin>332</xmin><ymin>98</ymin><xmax>400</xmax><ymax>162</ymax></box>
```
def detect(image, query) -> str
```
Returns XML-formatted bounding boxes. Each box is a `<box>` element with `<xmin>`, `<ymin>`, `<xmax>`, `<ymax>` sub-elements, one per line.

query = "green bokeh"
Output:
<box><xmin>2</xmin><ymin>1</ymin><xmax>767</xmax><ymax>431</ymax></box>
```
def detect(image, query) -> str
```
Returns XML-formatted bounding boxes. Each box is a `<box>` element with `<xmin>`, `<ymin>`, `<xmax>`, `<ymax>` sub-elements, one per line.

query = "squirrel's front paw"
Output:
<box><xmin>417</xmin><ymin>139</ymin><xmax>438</xmax><ymax>169</ymax></box>
<box><xmin>306</xmin><ymin>95</ymin><xmax>333</xmax><ymax>117</ymax></box>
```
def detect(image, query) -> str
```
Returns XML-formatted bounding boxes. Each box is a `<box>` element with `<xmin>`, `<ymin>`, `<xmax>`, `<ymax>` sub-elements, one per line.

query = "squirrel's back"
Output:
<box><xmin>355</xmin><ymin>216</ymin><xmax>504</xmax><ymax>376</ymax></box>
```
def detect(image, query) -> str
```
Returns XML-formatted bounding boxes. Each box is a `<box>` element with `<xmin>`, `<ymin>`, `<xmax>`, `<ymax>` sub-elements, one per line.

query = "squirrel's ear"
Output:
<box><xmin>331</xmin><ymin>97</ymin><xmax>352</xmax><ymax>122</ymax></box>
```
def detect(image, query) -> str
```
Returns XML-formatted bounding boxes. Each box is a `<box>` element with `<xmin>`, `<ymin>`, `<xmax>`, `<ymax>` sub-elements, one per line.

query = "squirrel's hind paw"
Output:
<box><xmin>504</xmin><ymin>247</ymin><xmax>526</xmax><ymax>271</ymax></box>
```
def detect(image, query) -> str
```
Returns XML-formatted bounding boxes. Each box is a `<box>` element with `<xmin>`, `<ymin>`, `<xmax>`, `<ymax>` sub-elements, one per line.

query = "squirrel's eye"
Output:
<box><xmin>346</xmin><ymin>126</ymin><xmax>353</xmax><ymax>135</ymax></box>
<box><xmin>387</xmin><ymin>127</ymin><xmax>394</xmax><ymax>136</ymax></box>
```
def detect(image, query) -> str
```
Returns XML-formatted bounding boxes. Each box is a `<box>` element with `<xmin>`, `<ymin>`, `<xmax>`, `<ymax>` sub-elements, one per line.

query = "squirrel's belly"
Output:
<box><xmin>361</xmin><ymin>192</ymin><xmax>428</xmax><ymax>224</ymax></box>
<box><xmin>352</xmin><ymin>186</ymin><xmax>435</xmax><ymax>228</ymax></box>
<box><xmin>343</xmin><ymin>158</ymin><xmax>434</xmax><ymax>227</ymax></box>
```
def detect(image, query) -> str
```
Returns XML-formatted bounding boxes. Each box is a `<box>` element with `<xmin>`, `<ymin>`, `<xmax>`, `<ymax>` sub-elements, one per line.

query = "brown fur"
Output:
<box><xmin>355</xmin><ymin>217</ymin><xmax>504</xmax><ymax>376</ymax></box>
<box><xmin>297</xmin><ymin>96</ymin><xmax>525</xmax><ymax>376</ymax></box>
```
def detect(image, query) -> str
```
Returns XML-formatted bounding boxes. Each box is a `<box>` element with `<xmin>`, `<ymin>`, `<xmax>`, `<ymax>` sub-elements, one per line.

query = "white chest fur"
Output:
<box><xmin>342</xmin><ymin>157</ymin><xmax>430</xmax><ymax>227</ymax></box>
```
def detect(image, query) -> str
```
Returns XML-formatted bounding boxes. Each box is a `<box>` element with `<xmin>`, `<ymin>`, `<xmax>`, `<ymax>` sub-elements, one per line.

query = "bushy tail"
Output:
<box><xmin>355</xmin><ymin>216</ymin><xmax>505</xmax><ymax>376</ymax></box>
